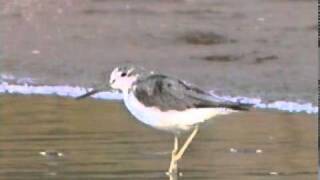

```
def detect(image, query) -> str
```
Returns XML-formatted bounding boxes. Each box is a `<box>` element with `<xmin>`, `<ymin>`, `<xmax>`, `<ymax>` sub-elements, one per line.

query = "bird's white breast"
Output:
<box><xmin>123</xmin><ymin>91</ymin><xmax>235</xmax><ymax>133</ymax></box>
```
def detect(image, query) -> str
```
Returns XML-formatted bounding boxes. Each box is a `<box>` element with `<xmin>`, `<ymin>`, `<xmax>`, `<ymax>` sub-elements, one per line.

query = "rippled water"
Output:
<box><xmin>0</xmin><ymin>95</ymin><xmax>317</xmax><ymax>180</ymax></box>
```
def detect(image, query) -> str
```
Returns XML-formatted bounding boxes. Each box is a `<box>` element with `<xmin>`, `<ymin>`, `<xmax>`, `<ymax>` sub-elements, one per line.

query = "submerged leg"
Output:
<box><xmin>174</xmin><ymin>125</ymin><xmax>199</xmax><ymax>161</ymax></box>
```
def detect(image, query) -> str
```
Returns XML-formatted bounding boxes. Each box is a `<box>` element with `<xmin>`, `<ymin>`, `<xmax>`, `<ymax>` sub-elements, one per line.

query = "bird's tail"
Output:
<box><xmin>225</xmin><ymin>102</ymin><xmax>253</xmax><ymax>111</ymax></box>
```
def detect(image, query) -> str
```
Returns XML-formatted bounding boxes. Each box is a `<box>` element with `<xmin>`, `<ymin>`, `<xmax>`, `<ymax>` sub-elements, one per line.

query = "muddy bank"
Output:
<box><xmin>0</xmin><ymin>0</ymin><xmax>317</xmax><ymax>104</ymax></box>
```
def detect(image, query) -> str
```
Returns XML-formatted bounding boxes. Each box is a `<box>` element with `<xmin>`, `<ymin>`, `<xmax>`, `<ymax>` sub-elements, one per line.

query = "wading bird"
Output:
<box><xmin>76</xmin><ymin>65</ymin><xmax>251</xmax><ymax>176</ymax></box>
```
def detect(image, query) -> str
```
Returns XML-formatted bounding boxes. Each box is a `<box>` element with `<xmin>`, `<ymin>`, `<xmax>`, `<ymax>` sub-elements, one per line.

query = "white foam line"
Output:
<box><xmin>0</xmin><ymin>81</ymin><xmax>317</xmax><ymax>114</ymax></box>
<box><xmin>0</xmin><ymin>81</ymin><xmax>122</xmax><ymax>100</ymax></box>
<box><xmin>209</xmin><ymin>93</ymin><xmax>318</xmax><ymax>114</ymax></box>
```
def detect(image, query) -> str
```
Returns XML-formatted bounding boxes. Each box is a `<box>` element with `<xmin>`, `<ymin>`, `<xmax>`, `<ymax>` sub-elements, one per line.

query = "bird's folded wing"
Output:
<box><xmin>133</xmin><ymin>74</ymin><xmax>252</xmax><ymax>111</ymax></box>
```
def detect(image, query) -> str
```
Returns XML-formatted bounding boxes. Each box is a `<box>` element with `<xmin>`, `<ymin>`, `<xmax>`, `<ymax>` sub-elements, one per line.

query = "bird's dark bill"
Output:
<box><xmin>76</xmin><ymin>89</ymin><xmax>100</xmax><ymax>100</ymax></box>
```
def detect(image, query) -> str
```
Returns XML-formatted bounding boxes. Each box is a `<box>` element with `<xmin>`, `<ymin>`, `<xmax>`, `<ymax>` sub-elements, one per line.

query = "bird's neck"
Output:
<box><xmin>122</xmin><ymin>86</ymin><xmax>133</xmax><ymax>100</ymax></box>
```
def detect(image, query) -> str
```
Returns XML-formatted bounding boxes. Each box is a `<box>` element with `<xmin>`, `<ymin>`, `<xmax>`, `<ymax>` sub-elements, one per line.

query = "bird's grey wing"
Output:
<box><xmin>133</xmin><ymin>74</ymin><xmax>252</xmax><ymax>111</ymax></box>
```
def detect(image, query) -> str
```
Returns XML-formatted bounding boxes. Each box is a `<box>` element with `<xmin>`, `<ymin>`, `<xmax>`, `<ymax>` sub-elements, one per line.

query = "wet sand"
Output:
<box><xmin>0</xmin><ymin>0</ymin><xmax>317</xmax><ymax>103</ymax></box>
<box><xmin>0</xmin><ymin>95</ymin><xmax>317</xmax><ymax>180</ymax></box>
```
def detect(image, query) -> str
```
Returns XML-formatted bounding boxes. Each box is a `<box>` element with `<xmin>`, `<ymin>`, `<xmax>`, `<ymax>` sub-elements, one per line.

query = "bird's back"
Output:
<box><xmin>132</xmin><ymin>74</ymin><xmax>252</xmax><ymax>112</ymax></box>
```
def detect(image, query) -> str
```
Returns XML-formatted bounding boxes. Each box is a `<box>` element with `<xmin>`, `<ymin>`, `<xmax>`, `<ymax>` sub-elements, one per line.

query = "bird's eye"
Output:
<box><xmin>120</xmin><ymin>72</ymin><xmax>127</xmax><ymax>77</ymax></box>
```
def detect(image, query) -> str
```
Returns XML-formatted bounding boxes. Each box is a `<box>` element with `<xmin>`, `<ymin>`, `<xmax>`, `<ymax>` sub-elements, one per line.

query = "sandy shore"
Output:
<box><xmin>0</xmin><ymin>0</ymin><xmax>317</xmax><ymax>104</ymax></box>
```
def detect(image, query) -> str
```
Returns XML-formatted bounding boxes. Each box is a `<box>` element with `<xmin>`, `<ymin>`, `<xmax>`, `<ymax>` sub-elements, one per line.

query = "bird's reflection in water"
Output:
<box><xmin>167</xmin><ymin>172</ymin><xmax>179</xmax><ymax>180</ymax></box>
<box><xmin>167</xmin><ymin>164</ymin><xmax>181</xmax><ymax>180</ymax></box>
<box><xmin>168</xmin><ymin>174</ymin><xmax>178</xmax><ymax>180</ymax></box>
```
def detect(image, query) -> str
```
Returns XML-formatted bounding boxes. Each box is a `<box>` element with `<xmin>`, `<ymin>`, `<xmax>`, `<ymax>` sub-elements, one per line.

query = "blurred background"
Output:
<box><xmin>0</xmin><ymin>0</ymin><xmax>317</xmax><ymax>102</ymax></box>
<box><xmin>0</xmin><ymin>0</ymin><xmax>317</xmax><ymax>180</ymax></box>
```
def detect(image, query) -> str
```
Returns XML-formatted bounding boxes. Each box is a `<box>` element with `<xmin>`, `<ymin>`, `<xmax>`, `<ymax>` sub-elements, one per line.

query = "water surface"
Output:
<box><xmin>0</xmin><ymin>95</ymin><xmax>317</xmax><ymax>180</ymax></box>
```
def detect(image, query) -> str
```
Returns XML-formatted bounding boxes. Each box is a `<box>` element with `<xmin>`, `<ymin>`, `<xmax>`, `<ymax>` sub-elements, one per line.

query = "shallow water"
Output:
<box><xmin>0</xmin><ymin>95</ymin><xmax>317</xmax><ymax>180</ymax></box>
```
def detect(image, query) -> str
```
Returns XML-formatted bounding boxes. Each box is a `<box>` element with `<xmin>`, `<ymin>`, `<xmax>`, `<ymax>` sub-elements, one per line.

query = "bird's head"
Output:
<box><xmin>109</xmin><ymin>65</ymin><xmax>140</xmax><ymax>92</ymax></box>
<box><xmin>75</xmin><ymin>65</ymin><xmax>146</xmax><ymax>100</ymax></box>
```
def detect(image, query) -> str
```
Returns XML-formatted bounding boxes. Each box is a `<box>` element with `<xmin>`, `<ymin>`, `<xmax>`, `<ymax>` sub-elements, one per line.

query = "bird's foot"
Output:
<box><xmin>166</xmin><ymin>170</ymin><xmax>183</xmax><ymax>178</ymax></box>
<box><xmin>166</xmin><ymin>161</ymin><xmax>179</xmax><ymax>176</ymax></box>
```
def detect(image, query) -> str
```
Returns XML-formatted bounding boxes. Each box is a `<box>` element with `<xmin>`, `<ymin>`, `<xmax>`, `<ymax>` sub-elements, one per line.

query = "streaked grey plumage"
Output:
<box><xmin>76</xmin><ymin>65</ymin><xmax>253</xmax><ymax>176</ymax></box>
<box><xmin>133</xmin><ymin>74</ymin><xmax>251</xmax><ymax>111</ymax></box>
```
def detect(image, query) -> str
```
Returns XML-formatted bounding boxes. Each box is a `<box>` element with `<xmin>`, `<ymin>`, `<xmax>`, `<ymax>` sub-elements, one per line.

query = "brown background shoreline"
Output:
<box><xmin>0</xmin><ymin>0</ymin><xmax>317</xmax><ymax>104</ymax></box>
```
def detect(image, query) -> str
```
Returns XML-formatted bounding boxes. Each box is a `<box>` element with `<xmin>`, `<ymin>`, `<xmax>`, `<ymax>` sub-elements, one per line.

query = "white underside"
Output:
<box><xmin>123</xmin><ymin>92</ymin><xmax>235</xmax><ymax>133</ymax></box>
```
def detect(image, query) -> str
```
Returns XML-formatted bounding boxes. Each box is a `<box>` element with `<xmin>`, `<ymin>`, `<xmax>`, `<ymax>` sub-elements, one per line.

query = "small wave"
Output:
<box><xmin>0</xmin><ymin>81</ymin><xmax>317</xmax><ymax>114</ymax></box>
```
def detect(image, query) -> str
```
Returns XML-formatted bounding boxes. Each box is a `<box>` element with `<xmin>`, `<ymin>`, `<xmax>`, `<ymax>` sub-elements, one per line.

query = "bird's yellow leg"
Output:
<box><xmin>166</xmin><ymin>125</ymin><xmax>199</xmax><ymax>176</ymax></box>
<box><xmin>173</xmin><ymin>125</ymin><xmax>199</xmax><ymax>161</ymax></box>
<box><xmin>167</xmin><ymin>136</ymin><xmax>179</xmax><ymax>175</ymax></box>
